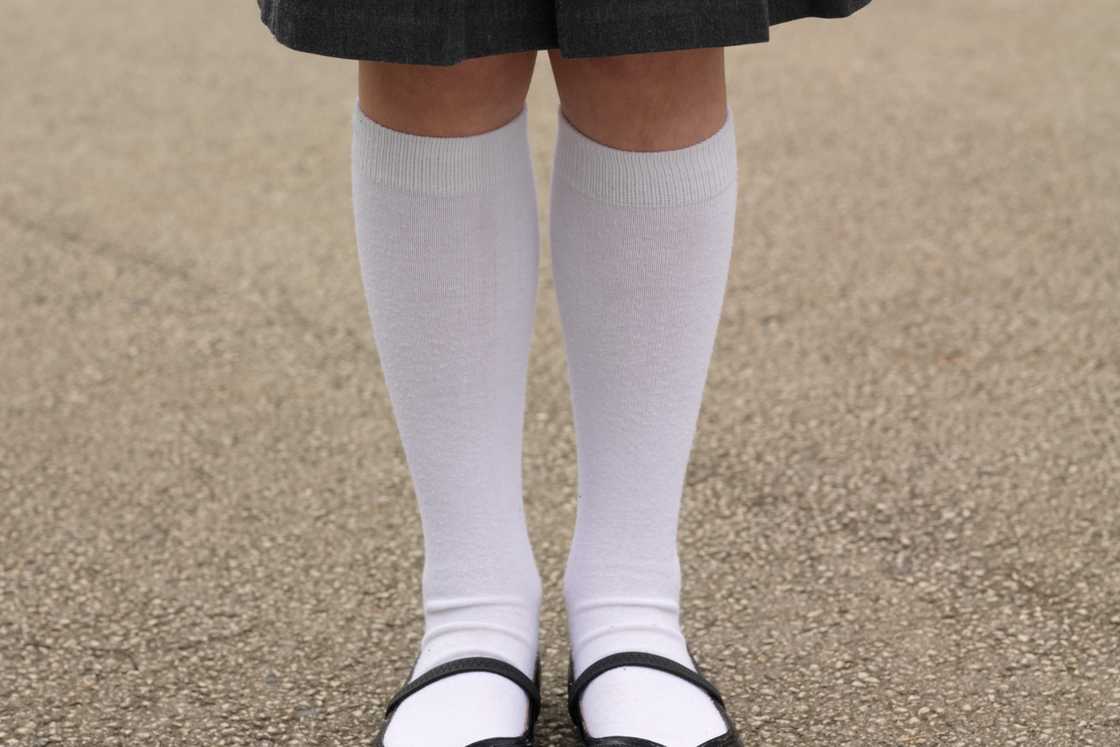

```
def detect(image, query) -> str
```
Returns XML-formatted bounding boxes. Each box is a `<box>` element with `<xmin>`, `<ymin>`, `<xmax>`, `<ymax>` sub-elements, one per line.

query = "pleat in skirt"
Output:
<box><xmin>257</xmin><ymin>0</ymin><xmax>873</xmax><ymax>66</ymax></box>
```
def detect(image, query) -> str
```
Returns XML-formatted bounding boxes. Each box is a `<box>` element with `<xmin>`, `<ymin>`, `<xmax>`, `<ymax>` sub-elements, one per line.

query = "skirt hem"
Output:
<box><xmin>257</xmin><ymin>0</ymin><xmax>872</xmax><ymax>67</ymax></box>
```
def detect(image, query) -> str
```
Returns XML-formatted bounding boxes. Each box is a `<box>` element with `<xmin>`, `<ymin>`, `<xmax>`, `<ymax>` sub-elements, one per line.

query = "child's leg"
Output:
<box><xmin>548</xmin><ymin>47</ymin><xmax>738</xmax><ymax>745</ymax></box>
<box><xmin>353</xmin><ymin>53</ymin><xmax>542</xmax><ymax>747</ymax></box>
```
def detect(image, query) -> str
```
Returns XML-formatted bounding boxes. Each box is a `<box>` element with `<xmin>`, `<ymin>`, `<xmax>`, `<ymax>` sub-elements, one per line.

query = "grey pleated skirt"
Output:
<box><xmin>257</xmin><ymin>0</ymin><xmax>873</xmax><ymax>66</ymax></box>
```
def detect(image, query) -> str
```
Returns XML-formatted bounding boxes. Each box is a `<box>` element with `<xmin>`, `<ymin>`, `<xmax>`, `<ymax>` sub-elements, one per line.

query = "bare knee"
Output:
<box><xmin>547</xmin><ymin>47</ymin><xmax>727</xmax><ymax>151</ymax></box>
<box><xmin>358</xmin><ymin>51</ymin><xmax>538</xmax><ymax>136</ymax></box>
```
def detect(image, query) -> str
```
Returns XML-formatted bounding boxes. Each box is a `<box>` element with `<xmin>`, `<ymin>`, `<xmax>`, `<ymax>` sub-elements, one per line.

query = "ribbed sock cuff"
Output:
<box><xmin>351</xmin><ymin>98</ymin><xmax>530</xmax><ymax>195</ymax></box>
<box><xmin>551</xmin><ymin>103</ymin><xmax>738</xmax><ymax>208</ymax></box>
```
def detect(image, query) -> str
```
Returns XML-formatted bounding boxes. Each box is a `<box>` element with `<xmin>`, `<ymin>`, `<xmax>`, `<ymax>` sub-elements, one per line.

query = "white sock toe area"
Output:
<box><xmin>383</xmin><ymin>672</ymin><xmax>530</xmax><ymax>747</ymax></box>
<box><xmin>580</xmin><ymin>667</ymin><xmax>726</xmax><ymax>746</ymax></box>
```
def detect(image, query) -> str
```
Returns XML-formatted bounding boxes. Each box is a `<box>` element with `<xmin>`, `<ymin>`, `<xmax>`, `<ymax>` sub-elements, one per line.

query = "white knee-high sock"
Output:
<box><xmin>352</xmin><ymin>100</ymin><xmax>543</xmax><ymax>747</ymax></box>
<box><xmin>550</xmin><ymin>104</ymin><xmax>738</xmax><ymax>746</ymax></box>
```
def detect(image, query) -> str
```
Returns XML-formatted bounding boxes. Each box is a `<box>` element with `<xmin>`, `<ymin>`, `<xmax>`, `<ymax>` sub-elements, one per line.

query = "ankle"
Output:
<box><xmin>417</xmin><ymin>584</ymin><xmax>542</xmax><ymax>678</ymax></box>
<box><xmin>565</xmin><ymin>594</ymin><xmax>691</xmax><ymax>676</ymax></box>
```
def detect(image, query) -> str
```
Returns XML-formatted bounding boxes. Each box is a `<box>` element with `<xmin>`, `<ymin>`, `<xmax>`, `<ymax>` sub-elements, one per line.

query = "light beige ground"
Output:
<box><xmin>2</xmin><ymin>1</ymin><xmax>1119</xmax><ymax>744</ymax></box>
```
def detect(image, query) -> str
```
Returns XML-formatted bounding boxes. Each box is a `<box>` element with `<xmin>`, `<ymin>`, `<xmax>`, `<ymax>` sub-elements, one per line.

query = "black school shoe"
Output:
<box><xmin>566</xmin><ymin>651</ymin><xmax>743</xmax><ymax>747</ymax></box>
<box><xmin>373</xmin><ymin>655</ymin><xmax>542</xmax><ymax>747</ymax></box>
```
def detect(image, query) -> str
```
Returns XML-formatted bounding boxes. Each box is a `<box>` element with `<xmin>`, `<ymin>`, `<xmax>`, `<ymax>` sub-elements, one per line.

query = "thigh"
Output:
<box><xmin>358</xmin><ymin>51</ymin><xmax>539</xmax><ymax>137</ymax></box>
<box><xmin>547</xmin><ymin>47</ymin><xmax>727</xmax><ymax>151</ymax></box>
